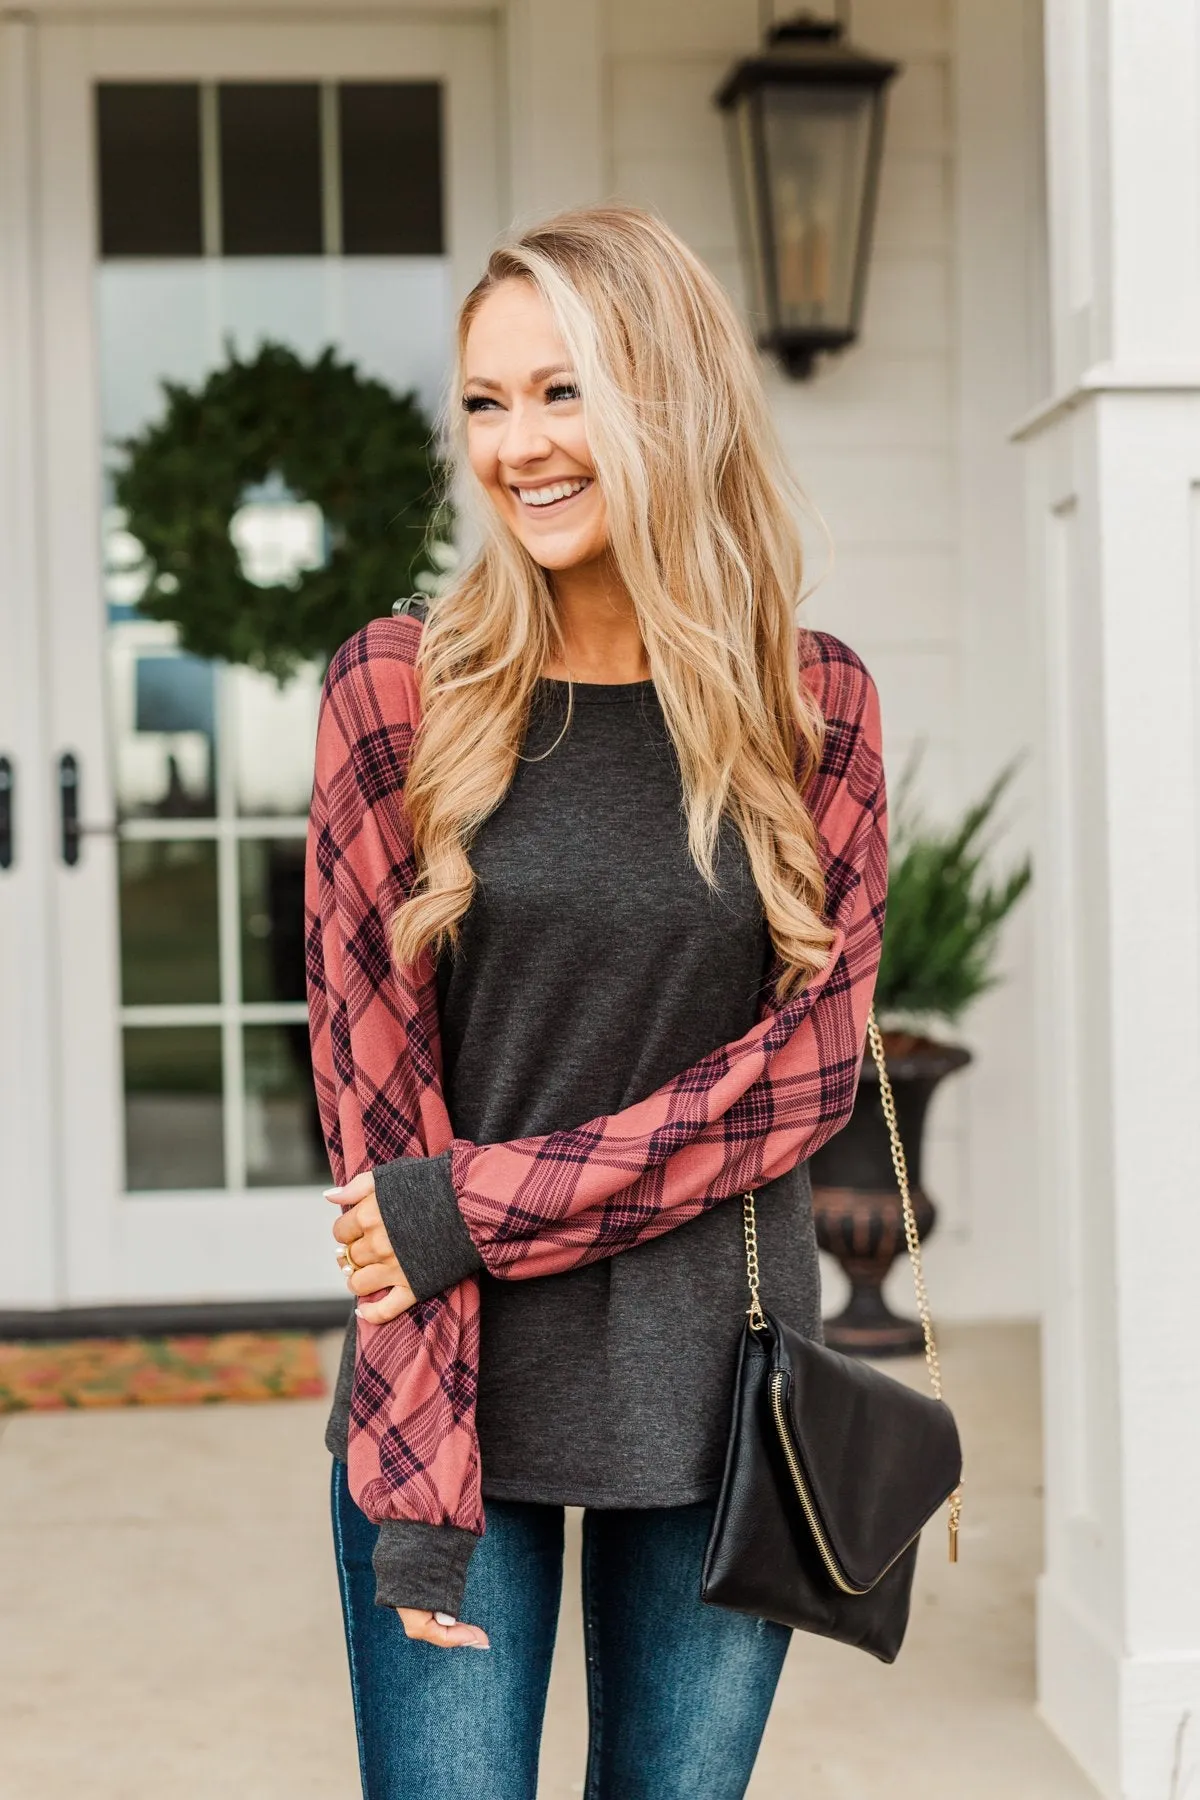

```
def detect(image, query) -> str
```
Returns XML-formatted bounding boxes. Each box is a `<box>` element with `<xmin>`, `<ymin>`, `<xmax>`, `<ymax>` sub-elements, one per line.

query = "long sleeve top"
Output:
<box><xmin>304</xmin><ymin>616</ymin><xmax>887</xmax><ymax>1613</ymax></box>
<box><xmin>322</xmin><ymin>670</ymin><xmax>828</xmax><ymax>1544</ymax></box>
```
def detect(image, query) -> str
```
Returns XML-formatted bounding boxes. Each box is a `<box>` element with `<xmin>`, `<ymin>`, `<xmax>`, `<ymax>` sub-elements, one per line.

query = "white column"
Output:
<box><xmin>0</xmin><ymin>15</ymin><xmax>60</xmax><ymax>1309</ymax></box>
<box><xmin>1019</xmin><ymin>4</ymin><xmax>1200</xmax><ymax>1795</ymax></box>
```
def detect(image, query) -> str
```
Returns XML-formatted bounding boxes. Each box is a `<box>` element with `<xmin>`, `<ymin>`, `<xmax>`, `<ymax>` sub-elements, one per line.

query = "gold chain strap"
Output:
<box><xmin>865</xmin><ymin>1009</ymin><xmax>941</xmax><ymax>1400</ymax></box>
<box><xmin>741</xmin><ymin>1004</ymin><xmax>962</xmax><ymax>1563</ymax></box>
<box><xmin>743</xmin><ymin>1186</ymin><xmax>766</xmax><ymax>1333</ymax></box>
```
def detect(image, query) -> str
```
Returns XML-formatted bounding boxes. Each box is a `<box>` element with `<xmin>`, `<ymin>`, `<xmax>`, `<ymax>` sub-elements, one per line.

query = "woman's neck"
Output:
<box><xmin>542</xmin><ymin>556</ymin><xmax>649</xmax><ymax>684</ymax></box>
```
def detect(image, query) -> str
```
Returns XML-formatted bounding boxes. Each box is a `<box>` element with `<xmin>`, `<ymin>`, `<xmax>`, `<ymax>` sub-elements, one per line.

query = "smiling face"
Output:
<box><xmin>461</xmin><ymin>278</ymin><xmax>610</xmax><ymax>573</ymax></box>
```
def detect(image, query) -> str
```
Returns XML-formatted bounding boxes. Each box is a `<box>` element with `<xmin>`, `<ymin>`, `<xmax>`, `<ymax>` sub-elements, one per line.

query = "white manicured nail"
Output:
<box><xmin>434</xmin><ymin>1612</ymin><xmax>456</xmax><ymax>1626</ymax></box>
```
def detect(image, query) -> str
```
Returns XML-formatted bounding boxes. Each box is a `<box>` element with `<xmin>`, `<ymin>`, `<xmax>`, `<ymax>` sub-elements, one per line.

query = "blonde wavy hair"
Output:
<box><xmin>390</xmin><ymin>204</ymin><xmax>834</xmax><ymax>998</ymax></box>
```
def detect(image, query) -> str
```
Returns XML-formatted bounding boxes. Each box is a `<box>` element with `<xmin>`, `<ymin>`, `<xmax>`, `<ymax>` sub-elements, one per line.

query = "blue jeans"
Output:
<box><xmin>331</xmin><ymin>1458</ymin><xmax>790</xmax><ymax>1799</ymax></box>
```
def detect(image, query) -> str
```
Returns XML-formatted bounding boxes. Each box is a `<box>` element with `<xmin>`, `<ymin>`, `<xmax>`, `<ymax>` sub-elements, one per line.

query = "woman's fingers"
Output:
<box><xmin>347</xmin><ymin>1260</ymin><xmax>407</xmax><ymax>1297</ymax></box>
<box><xmin>325</xmin><ymin>1176</ymin><xmax>416</xmax><ymax>1321</ymax></box>
<box><xmin>354</xmin><ymin>1284</ymin><xmax>417</xmax><ymax>1324</ymax></box>
<box><xmin>324</xmin><ymin>1171</ymin><xmax>375</xmax><ymax>1207</ymax></box>
<box><xmin>332</xmin><ymin>1216</ymin><xmax>390</xmax><ymax>1260</ymax></box>
<box><xmin>396</xmin><ymin>1607</ymin><xmax>490</xmax><ymax>1650</ymax></box>
<box><xmin>328</xmin><ymin>1180</ymin><xmax>387</xmax><ymax>1279</ymax></box>
<box><xmin>332</xmin><ymin>1195</ymin><xmax>382</xmax><ymax>1237</ymax></box>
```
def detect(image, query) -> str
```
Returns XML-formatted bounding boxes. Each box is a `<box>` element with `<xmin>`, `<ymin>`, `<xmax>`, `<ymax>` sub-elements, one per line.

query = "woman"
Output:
<box><xmin>306</xmin><ymin>204</ymin><xmax>887</xmax><ymax>1798</ymax></box>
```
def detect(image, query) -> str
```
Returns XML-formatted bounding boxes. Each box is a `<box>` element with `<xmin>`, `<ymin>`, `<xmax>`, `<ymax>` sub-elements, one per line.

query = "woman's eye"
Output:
<box><xmin>462</xmin><ymin>394</ymin><xmax>498</xmax><ymax>414</ymax></box>
<box><xmin>546</xmin><ymin>382</ymin><xmax>580</xmax><ymax>404</ymax></box>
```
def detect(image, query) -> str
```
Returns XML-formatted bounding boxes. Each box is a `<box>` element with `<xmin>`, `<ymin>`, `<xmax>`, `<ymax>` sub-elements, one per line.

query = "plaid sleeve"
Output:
<box><xmin>444</xmin><ymin>635</ymin><xmax>887</xmax><ymax>1281</ymax></box>
<box><xmin>305</xmin><ymin>623</ymin><xmax>485</xmax><ymax>1587</ymax></box>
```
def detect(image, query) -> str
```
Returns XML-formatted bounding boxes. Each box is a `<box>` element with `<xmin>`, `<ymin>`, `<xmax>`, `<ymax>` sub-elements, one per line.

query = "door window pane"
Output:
<box><xmin>232</xmin><ymin>663</ymin><xmax>322</xmax><ymax>818</ymax></box>
<box><xmin>97</xmin><ymin>80</ymin><xmax>447</xmax><ymax>263</ymax></box>
<box><xmin>97</xmin><ymin>84</ymin><xmax>203</xmax><ymax>258</ymax></box>
<box><xmin>109</xmin><ymin>624</ymin><xmax>218</xmax><ymax>821</ymax></box>
<box><xmin>340</xmin><ymin>83</ymin><xmax>444</xmax><ymax>255</ymax></box>
<box><xmin>244</xmin><ymin>1026</ymin><xmax>328</xmax><ymax>1186</ymax></box>
<box><xmin>239</xmin><ymin>839</ymin><xmax>307</xmax><ymax>1004</ymax></box>
<box><xmin>219</xmin><ymin>84</ymin><xmax>323</xmax><ymax>255</ymax></box>
<box><xmin>119</xmin><ymin>839</ymin><xmax>220</xmax><ymax>1005</ymax></box>
<box><xmin>124</xmin><ymin>1027</ymin><xmax>224</xmax><ymax>1190</ymax></box>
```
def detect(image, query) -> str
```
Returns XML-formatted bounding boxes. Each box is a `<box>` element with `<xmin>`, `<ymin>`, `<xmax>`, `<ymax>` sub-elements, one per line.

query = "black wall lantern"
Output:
<box><xmin>716</xmin><ymin>13</ymin><xmax>899</xmax><ymax>378</ymax></box>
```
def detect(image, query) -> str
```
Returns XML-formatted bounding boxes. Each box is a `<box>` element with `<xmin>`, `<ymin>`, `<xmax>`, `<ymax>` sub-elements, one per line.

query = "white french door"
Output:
<box><xmin>31</xmin><ymin>16</ymin><xmax>501</xmax><ymax>1305</ymax></box>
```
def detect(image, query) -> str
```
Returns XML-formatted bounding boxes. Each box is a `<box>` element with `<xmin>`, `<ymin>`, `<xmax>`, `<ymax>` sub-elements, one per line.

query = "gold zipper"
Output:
<box><xmin>769</xmin><ymin>1370</ymin><xmax>925</xmax><ymax>1597</ymax></box>
<box><xmin>769</xmin><ymin>1372</ymin><xmax>867</xmax><ymax>1594</ymax></box>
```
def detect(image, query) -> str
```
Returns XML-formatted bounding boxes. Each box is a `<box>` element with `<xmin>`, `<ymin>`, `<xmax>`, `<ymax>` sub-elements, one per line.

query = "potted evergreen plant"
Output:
<box><xmin>810</xmin><ymin>760</ymin><xmax>1032</xmax><ymax>1356</ymax></box>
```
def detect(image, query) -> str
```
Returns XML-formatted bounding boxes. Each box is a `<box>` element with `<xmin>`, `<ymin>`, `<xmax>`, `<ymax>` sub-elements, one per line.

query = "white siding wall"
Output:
<box><xmin>605</xmin><ymin>0</ymin><xmax>1046</xmax><ymax>1320</ymax></box>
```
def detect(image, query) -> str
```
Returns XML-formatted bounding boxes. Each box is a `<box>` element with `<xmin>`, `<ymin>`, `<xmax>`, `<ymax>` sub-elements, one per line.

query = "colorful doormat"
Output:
<box><xmin>0</xmin><ymin>1331</ymin><xmax>326</xmax><ymax>1412</ymax></box>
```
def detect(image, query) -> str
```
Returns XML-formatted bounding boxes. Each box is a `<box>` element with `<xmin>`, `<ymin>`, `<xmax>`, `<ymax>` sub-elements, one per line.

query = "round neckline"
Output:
<box><xmin>535</xmin><ymin>675</ymin><xmax>656</xmax><ymax>704</ymax></box>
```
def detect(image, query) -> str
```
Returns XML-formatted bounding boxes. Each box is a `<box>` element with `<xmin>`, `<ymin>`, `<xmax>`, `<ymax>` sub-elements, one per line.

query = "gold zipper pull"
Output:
<box><xmin>948</xmin><ymin>1489</ymin><xmax>962</xmax><ymax>1563</ymax></box>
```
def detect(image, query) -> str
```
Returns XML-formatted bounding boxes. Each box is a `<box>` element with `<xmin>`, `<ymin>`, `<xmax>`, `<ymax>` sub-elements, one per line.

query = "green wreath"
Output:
<box><xmin>115</xmin><ymin>340</ymin><xmax>446</xmax><ymax>681</ymax></box>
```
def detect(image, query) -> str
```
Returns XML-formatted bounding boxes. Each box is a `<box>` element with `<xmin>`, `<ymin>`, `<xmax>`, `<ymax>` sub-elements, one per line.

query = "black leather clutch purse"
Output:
<box><xmin>701</xmin><ymin>1011</ymin><xmax>964</xmax><ymax>1664</ymax></box>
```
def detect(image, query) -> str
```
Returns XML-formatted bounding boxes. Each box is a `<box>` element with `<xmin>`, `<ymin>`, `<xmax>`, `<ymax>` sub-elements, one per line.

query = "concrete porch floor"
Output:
<box><xmin>0</xmin><ymin>1323</ymin><xmax>1098</xmax><ymax>1799</ymax></box>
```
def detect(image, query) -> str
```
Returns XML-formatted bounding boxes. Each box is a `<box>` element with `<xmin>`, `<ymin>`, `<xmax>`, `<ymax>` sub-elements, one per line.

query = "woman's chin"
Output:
<box><xmin>500</xmin><ymin>495</ymin><xmax>609</xmax><ymax>573</ymax></box>
<box><xmin>518</xmin><ymin>531</ymin><xmax>608</xmax><ymax>572</ymax></box>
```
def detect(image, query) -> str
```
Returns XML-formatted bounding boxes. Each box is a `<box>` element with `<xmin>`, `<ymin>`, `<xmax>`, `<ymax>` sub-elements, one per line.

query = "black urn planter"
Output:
<box><xmin>810</xmin><ymin>1035</ymin><xmax>971</xmax><ymax>1358</ymax></box>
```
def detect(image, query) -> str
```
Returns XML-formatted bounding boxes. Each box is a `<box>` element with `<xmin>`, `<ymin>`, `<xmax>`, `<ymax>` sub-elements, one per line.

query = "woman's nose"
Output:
<box><xmin>498</xmin><ymin>402</ymin><xmax>552</xmax><ymax>469</ymax></box>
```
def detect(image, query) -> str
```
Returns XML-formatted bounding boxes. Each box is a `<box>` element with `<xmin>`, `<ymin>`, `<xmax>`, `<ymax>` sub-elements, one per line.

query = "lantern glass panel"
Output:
<box><xmin>760</xmin><ymin>83</ymin><xmax>876</xmax><ymax>334</ymax></box>
<box><xmin>725</xmin><ymin>102</ymin><xmax>770</xmax><ymax>323</ymax></box>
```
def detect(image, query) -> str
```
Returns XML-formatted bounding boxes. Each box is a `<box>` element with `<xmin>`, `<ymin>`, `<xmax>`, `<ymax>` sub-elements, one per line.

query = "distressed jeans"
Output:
<box><xmin>331</xmin><ymin>1457</ymin><xmax>791</xmax><ymax>1799</ymax></box>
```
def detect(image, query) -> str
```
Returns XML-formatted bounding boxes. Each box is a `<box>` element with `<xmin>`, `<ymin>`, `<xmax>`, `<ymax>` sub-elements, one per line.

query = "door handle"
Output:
<box><xmin>0</xmin><ymin>756</ymin><xmax>13</xmax><ymax>869</ymax></box>
<box><xmin>59</xmin><ymin>751</ymin><xmax>81</xmax><ymax>865</ymax></box>
<box><xmin>58</xmin><ymin>752</ymin><xmax>119</xmax><ymax>866</ymax></box>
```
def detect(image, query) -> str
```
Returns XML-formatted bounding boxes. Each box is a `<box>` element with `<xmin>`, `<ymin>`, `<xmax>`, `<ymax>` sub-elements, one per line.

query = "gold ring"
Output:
<box><xmin>337</xmin><ymin>1243</ymin><xmax>355</xmax><ymax>1272</ymax></box>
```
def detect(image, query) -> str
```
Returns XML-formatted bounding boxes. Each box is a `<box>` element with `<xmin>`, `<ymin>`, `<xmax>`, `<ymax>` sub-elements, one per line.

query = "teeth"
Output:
<box><xmin>516</xmin><ymin>478</ymin><xmax>589</xmax><ymax>507</ymax></box>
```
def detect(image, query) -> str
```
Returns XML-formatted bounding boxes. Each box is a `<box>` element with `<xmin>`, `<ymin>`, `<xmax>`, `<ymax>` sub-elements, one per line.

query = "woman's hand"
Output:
<box><xmin>396</xmin><ymin>1608</ymin><xmax>490</xmax><ymax>1650</ymax></box>
<box><xmin>326</xmin><ymin>1172</ymin><xmax>417</xmax><ymax>1324</ymax></box>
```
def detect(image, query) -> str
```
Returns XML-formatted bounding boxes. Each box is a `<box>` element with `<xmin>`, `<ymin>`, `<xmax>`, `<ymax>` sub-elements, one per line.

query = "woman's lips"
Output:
<box><xmin>511</xmin><ymin>476</ymin><xmax>594</xmax><ymax>515</ymax></box>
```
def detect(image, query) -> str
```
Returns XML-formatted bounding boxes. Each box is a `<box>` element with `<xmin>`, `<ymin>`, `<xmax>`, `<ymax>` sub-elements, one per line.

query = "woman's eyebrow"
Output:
<box><xmin>463</xmin><ymin>364</ymin><xmax>575</xmax><ymax>392</ymax></box>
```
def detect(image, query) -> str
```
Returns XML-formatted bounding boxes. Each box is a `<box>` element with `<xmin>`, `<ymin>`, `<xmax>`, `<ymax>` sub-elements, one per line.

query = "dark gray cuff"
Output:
<box><xmin>372</xmin><ymin>1518</ymin><xmax>478</xmax><ymax>1614</ymax></box>
<box><xmin>373</xmin><ymin>1149</ymin><xmax>484</xmax><ymax>1301</ymax></box>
